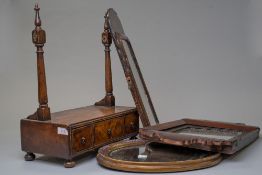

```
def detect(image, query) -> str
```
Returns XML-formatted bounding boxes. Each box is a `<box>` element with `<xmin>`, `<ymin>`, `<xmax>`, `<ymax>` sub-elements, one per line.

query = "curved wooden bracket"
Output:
<box><xmin>95</xmin><ymin>12</ymin><xmax>115</xmax><ymax>106</ymax></box>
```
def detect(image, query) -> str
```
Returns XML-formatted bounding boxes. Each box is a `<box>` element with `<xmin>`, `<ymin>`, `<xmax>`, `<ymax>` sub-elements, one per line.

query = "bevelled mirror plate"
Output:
<box><xmin>97</xmin><ymin>139</ymin><xmax>222</xmax><ymax>173</ymax></box>
<box><xmin>107</xmin><ymin>9</ymin><xmax>159</xmax><ymax>127</ymax></box>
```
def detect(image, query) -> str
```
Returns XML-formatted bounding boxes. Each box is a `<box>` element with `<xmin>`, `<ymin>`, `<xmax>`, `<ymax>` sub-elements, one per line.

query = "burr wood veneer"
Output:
<box><xmin>20</xmin><ymin>5</ymin><xmax>139</xmax><ymax>168</ymax></box>
<box><xmin>21</xmin><ymin>106</ymin><xmax>138</xmax><ymax>168</ymax></box>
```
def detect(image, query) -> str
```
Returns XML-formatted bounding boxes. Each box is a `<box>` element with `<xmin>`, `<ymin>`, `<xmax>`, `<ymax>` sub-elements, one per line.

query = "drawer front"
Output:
<box><xmin>94</xmin><ymin>118</ymin><xmax>124</xmax><ymax>146</ymax></box>
<box><xmin>71</xmin><ymin>125</ymin><xmax>93</xmax><ymax>154</ymax></box>
<box><xmin>124</xmin><ymin>113</ymin><xmax>139</xmax><ymax>134</ymax></box>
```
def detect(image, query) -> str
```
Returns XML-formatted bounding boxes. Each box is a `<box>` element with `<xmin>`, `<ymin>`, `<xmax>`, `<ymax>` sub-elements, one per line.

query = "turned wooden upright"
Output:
<box><xmin>32</xmin><ymin>4</ymin><xmax>51</xmax><ymax>121</ymax></box>
<box><xmin>95</xmin><ymin>12</ymin><xmax>115</xmax><ymax>106</ymax></box>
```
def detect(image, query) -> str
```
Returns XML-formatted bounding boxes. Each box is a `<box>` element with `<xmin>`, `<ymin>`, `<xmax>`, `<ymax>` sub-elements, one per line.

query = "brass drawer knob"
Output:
<box><xmin>107</xmin><ymin>128</ymin><xmax>112</xmax><ymax>138</ymax></box>
<box><xmin>80</xmin><ymin>137</ymin><xmax>86</xmax><ymax>145</ymax></box>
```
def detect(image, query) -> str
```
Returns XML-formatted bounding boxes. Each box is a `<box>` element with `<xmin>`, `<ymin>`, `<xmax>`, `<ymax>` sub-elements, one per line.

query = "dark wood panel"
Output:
<box><xmin>71</xmin><ymin>125</ymin><xmax>94</xmax><ymax>154</ymax></box>
<box><xmin>124</xmin><ymin>112</ymin><xmax>139</xmax><ymax>134</ymax></box>
<box><xmin>94</xmin><ymin>117</ymin><xmax>124</xmax><ymax>146</ymax></box>
<box><xmin>21</xmin><ymin>119</ymin><xmax>70</xmax><ymax>159</ymax></box>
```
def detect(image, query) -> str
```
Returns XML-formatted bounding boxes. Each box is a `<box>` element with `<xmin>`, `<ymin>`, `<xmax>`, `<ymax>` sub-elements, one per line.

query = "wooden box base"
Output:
<box><xmin>20</xmin><ymin>105</ymin><xmax>139</xmax><ymax>168</ymax></box>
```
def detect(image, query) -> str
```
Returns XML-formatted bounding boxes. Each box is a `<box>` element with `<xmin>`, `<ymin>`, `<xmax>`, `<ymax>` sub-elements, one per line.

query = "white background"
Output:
<box><xmin>0</xmin><ymin>0</ymin><xmax>261</xmax><ymax>174</ymax></box>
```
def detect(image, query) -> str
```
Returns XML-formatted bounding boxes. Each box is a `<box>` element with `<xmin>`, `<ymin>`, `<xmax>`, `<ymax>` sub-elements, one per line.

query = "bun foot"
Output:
<box><xmin>64</xmin><ymin>160</ymin><xmax>76</xmax><ymax>168</ymax></box>
<box><xmin>24</xmin><ymin>152</ymin><xmax>36</xmax><ymax>161</ymax></box>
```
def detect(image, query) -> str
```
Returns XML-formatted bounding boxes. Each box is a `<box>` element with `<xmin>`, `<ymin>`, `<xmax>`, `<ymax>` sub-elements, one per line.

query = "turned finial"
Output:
<box><xmin>32</xmin><ymin>3</ymin><xmax>46</xmax><ymax>46</ymax></box>
<box><xmin>102</xmin><ymin>15</ymin><xmax>112</xmax><ymax>48</ymax></box>
<box><xmin>104</xmin><ymin>12</ymin><xmax>109</xmax><ymax>30</ymax></box>
<box><xmin>34</xmin><ymin>3</ymin><xmax>41</xmax><ymax>27</ymax></box>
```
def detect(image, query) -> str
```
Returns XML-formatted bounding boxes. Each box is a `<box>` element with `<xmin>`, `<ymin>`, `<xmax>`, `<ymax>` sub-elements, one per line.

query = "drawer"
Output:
<box><xmin>124</xmin><ymin>113</ymin><xmax>139</xmax><ymax>134</ymax></box>
<box><xmin>94</xmin><ymin>117</ymin><xmax>124</xmax><ymax>146</ymax></box>
<box><xmin>71</xmin><ymin>125</ymin><xmax>93</xmax><ymax>154</ymax></box>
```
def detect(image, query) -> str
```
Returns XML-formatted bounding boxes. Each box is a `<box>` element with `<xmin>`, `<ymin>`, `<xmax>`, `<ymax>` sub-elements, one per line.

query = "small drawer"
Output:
<box><xmin>94</xmin><ymin>118</ymin><xmax>124</xmax><ymax>146</ymax></box>
<box><xmin>71</xmin><ymin>125</ymin><xmax>93</xmax><ymax>154</ymax></box>
<box><xmin>124</xmin><ymin>113</ymin><xmax>139</xmax><ymax>134</ymax></box>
